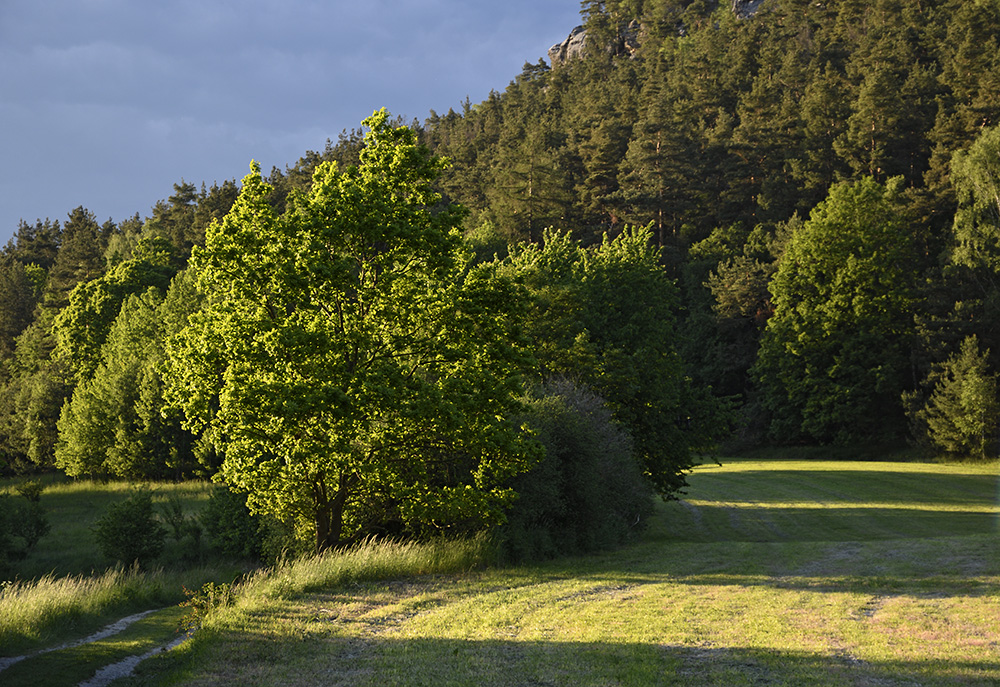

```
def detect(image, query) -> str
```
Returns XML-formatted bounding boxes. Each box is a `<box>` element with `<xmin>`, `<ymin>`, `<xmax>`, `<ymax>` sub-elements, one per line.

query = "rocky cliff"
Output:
<box><xmin>548</xmin><ymin>0</ymin><xmax>767</xmax><ymax>66</ymax></box>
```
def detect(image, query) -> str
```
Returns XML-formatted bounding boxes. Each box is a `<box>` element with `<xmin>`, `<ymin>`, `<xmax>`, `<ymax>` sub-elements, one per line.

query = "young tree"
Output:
<box><xmin>166</xmin><ymin>110</ymin><xmax>539</xmax><ymax>552</ymax></box>
<box><xmin>915</xmin><ymin>335</ymin><xmax>999</xmax><ymax>460</ymax></box>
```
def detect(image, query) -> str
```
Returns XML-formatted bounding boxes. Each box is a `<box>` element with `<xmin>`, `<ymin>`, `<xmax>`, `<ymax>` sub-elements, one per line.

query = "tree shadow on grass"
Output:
<box><xmin>663</xmin><ymin>503</ymin><xmax>998</xmax><ymax>543</ymax></box>
<box><xmin>169</xmin><ymin>631</ymin><xmax>1000</xmax><ymax>687</ymax></box>
<box><xmin>682</xmin><ymin>469</ymin><xmax>998</xmax><ymax>508</ymax></box>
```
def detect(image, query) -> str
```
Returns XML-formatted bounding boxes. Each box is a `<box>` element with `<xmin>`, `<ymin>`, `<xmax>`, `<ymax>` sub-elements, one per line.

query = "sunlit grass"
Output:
<box><xmin>4</xmin><ymin>478</ymin><xmax>214</xmax><ymax>579</ymax></box>
<box><xmin>0</xmin><ymin>477</ymin><xmax>238</xmax><ymax>658</ymax></box>
<box><xmin>686</xmin><ymin>500</ymin><xmax>995</xmax><ymax>511</ymax></box>
<box><xmin>230</xmin><ymin>534</ymin><xmax>495</xmax><ymax>606</ymax></box>
<box><xmin>125</xmin><ymin>458</ymin><xmax>999</xmax><ymax>687</ymax></box>
<box><xmin>0</xmin><ymin>565</ymin><xmax>232</xmax><ymax>657</ymax></box>
<box><xmin>0</xmin><ymin>605</ymin><xmax>188</xmax><ymax>687</ymax></box>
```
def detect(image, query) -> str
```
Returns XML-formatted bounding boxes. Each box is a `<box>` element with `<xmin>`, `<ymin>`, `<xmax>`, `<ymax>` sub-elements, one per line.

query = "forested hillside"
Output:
<box><xmin>2</xmin><ymin>0</ymin><xmax>999</xmax><ymax>545</ymax></box>
<box><xmin>418</xmin><ymin>0</ymin><xmax>1000</xmax><ymax>449</ymax></box>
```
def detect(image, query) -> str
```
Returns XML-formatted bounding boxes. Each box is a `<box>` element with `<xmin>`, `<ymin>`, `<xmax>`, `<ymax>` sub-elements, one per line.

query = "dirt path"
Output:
<box><xmin>0</xmin><ymin>607</ymin><xmax>189</xmax><ymax>686</ymax></box>
<box><xmin>77</xmin><ymin>634</ymin><xmax>188</xmax><ymax>687</ymax></box>
<box><xmin>0</xmin><ymin>609</ymin><xmax>159</xmax><ymax>673</ymax></box>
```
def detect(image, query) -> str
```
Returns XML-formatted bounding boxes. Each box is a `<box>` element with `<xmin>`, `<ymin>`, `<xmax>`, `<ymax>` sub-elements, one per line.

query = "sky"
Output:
<box><xmin>0</xmin><ymin>0</ymin><xmax>583</xmax><ymax>245</ymax></box>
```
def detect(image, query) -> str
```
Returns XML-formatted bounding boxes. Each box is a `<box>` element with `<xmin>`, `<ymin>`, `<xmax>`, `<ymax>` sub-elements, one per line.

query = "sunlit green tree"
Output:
<box><xmin>166</xmin><ymin>111</ymin><xmax>539</xmax><ymax>552</ymax></box>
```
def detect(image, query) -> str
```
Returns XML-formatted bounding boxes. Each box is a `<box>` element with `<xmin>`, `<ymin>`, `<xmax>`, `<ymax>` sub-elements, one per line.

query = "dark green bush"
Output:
<box><xmin>93</xmin><ymin>488</ymin><xmax>166</xmax><ymax>568</ymax></box>
<box><xmin>15</xmin><ymin>479</ymin><xmax>45</xmax><ymax>502</ymax></box>
<box><xmin>0</xmin><ymin>489</ymin><xmax>51</xmax><ymax>576</ymax></box>
<box><xmin>500</xmin><ymin>379</ymin><xmax>654</xmax><ymax>562</ymax></box>
<box><xmin>201</xmin><ymin>486</ymin><xmax>265</xmax><ymax>560</ymax></box>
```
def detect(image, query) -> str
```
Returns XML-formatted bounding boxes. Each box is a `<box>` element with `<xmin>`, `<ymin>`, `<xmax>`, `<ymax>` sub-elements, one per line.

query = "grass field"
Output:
<box><xmin>107</xmin><ymin>458</ymin><xmax>997</xmax><ymax>687</ymax></box>
<box><xmin>3</xmin><ymin>458</ymin><xmax>998</xmax><ymax>686</ymax></box>
<box><xmin>6</xmin><ymin>477</ymin><xmax>214</xmax><ymax>579</ymax></box>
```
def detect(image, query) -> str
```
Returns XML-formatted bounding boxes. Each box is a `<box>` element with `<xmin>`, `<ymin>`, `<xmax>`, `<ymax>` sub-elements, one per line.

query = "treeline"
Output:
<box><xmin>418</xmin><ymin>0</ymin><xmax>1000</xmax><ymax>452</ymax></box>
<box><xmin>1</xmin><ymin>110</ymin><xmax>704</xmax><ymax>561</ymax></box>
<box><xmin>1</xmin><ymin>1</ymin><xmax>999</xmax><ymax>520</ymax></box>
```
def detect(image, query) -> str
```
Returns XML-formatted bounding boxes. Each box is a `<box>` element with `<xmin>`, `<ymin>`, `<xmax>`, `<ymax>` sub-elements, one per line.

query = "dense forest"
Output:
<box><xmin>2</xmin><ymin>0</ymin><xmax>1000</xmax><ymax>555</ymax></box>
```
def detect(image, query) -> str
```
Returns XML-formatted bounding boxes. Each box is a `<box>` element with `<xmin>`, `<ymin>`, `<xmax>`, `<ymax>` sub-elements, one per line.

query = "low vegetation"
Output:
<box><xmin>90</xmin><ymin>458</ymin><xmax>999</xmax><ymax>687</ymax></box>
<box><xmin>0</xmin><ymin>478</ymin><xmax>245</xmax><ymax>657</ymax></box>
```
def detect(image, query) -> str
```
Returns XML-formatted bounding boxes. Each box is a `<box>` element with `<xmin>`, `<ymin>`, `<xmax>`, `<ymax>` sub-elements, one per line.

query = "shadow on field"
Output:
<box><xmin>668</xmin><ymin>502</ymin><xmax>997</xmax><ymax>542</ymax></box>
<box><xmin>201</xmin><ymin>632</ymin><xmax>1000</xmax><ymax>686</ymax></box>
<box><xmin>684</xmin><ymin>469</ymin><xmax>998</xmax><ymax>507</ymax></box>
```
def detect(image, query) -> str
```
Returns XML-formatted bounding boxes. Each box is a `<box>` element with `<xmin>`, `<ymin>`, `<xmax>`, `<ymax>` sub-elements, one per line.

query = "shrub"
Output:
<box><xmin>201</xmin><ymin>486</ymin><xmax>265</xmax><ymax>560</ymax></box>
<box><xmin>93</xmin><ymin>488</ymin><xmax>166</xmax><ymax>568</ymax></box>
<box><xmin>0</xmin><ymin>485</ymin><xmax>51</xmax><ymax>576</ymax></box>
<box><xmin>161</xmin><ymin>494</ymin><xmax>203</xmax><ymax>563</ymax></box>
<box><xmin>499</xmin><ymin>379</ymin><xmax>654</xmax><ymax>562</ymax></box>
<box><xmin>15</xmin><ymin>479</ymin><xmax>45</xmax><ymax>502</ymax></box>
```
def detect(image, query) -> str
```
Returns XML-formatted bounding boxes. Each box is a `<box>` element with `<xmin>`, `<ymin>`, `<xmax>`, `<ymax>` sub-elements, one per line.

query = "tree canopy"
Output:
<box><xmin>166</xmin><ymin>111</ymin><xmax>540</xmax><ymax>551</ymax></box>
<box><xmin>754</xmin><ymin>177</ymin><xmax>921</xmax><ymax>443</ymax></box>
<box><xmin>6</xmin><ymin>0</ymin><xmax>1000</xmax><ymax>485</ymax></box>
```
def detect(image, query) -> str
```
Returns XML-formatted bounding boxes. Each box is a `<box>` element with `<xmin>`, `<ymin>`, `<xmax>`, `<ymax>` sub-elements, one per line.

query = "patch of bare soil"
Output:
<box><xmin>77</xmin><ymin>634</ymin><xmax>188</xmax><ymax>687</ymax></box>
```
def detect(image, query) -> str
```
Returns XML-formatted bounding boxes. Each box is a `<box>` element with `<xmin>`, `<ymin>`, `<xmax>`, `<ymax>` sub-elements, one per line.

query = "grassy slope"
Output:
<box><xmin>0</xmin><ymin>479</ymin><xmax>245</xmax><ymax>661</ymax></box>
<box><xmin>120</xmin><ymin>458</ymin><xmax>999</xmax><ymax>687</ymax></box>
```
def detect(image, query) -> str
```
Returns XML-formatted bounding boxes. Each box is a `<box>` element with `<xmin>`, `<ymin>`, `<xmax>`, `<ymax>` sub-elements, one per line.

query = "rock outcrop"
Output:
<box><xmin>548</xmin><ymin>1</ymin><xmax>767</xmax><ymax>67</ymax></box>
<box><xmin>732</xmin><ymin>0</ymin><xmax>766</xmax><ymax>19</ymax></box>
<box><xmin>548</xmin><ymin>20</ymin><xmax>642</xmax><ymax>67</ymax></box>
<box><xmin>548</xmin><ymin>25</ymin><xmax>587</xmax><ymax>66</ymax></box>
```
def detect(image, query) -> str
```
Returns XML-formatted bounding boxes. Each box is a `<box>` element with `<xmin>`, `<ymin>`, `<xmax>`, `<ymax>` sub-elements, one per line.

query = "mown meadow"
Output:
<box><xmin>2</xmin><ymin>458</ymin><xmax>996</xmax><ymax>686</ymax></box>
<box><xmin>23</xmin><ymin>457</ymin><xmax>985</xmax><ymax>687</ymax></box>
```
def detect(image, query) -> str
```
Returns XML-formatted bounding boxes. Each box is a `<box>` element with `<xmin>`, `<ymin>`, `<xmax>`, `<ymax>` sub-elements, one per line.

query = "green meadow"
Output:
<box><xmin>3</xmin><ymin>459</ymin><xmax>997</xmax><ymax>686</ymax></box>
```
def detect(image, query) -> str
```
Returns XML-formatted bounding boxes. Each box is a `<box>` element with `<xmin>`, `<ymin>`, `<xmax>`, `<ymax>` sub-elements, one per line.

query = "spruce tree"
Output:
<box><xmin>917</xmin><ymin>335</ymin><xmax>999</xmax><ymax>459</ymax></box>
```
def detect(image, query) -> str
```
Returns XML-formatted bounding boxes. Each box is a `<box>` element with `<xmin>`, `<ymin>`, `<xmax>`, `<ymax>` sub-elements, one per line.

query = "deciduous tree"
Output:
<box><xmin>754</xmin><ymin>177</ymin><xmax>921</xmax><ymax>443</ymax></box>
<box><xmin>166</xmin><ymin>111</ymin><xmax>538</xmax><ymax>552</ymax></box>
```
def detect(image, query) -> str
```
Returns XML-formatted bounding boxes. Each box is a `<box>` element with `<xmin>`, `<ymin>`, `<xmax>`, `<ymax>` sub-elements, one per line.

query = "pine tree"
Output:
<box><xmin>45</xmin><ymin>207</ymin><xmax>106</xmax><ymax>311</ymax></box>
<box><xmin>917</xmin><ymin>335</ymin><xmax>999</xmax><ymax>459</ymax></box>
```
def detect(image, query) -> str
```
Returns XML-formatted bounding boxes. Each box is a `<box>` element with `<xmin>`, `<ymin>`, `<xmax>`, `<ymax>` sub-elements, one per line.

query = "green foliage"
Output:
<box><xmin>200</xmin><ymin>486</ymin><xmax>265</xmax><ymax>560</ymax></box>
<box><xmin>6</xmin><ymin>0</ymin><xmax>1000</xmax><ymax>473</ymax></box>
<box><xmin>167</xmin><ymin>110</ymin><xmax>540</xmax><ymax>552</ymax></box>
<box><xmin>43</xmin><ymin>206</ymin><xmax>107</xmax><ymax>312</ymax></box>
<box><xmin>161</xmin><ymin>494</ymin><xmax>203</xmax><ymax>556</ymax></box>
<box><xmin>0</xmin><ymin>258</ymin><xmax>43</xmax><ymax>364</ymax></box>
<box><xmin>0</xmin><ymin>487</ymin><xmax>50</xmax><ymax>575</ymax></box>
<box><xmin>913</xmin><ymin>335</ymin><xmax>1000</xmax><ymax>459</ymax></box>
<box><xmin>754</xmin><ymin>177</ymin><xmax>921</xmax><ymax>443</ymax></box>
<box><xmin>500</xmin><ymin>379</ymin><xmax>653</xmax><ymax>562</ymax></box>
<box><xmin>951</xmin><ymin>123</ymin><xmax>1000</xmax><ymax>275</ymax></box>
<box><xmin>55</xmin><ymin>271</ymin><xmax>204</xmax><ymax>479</ymax></box>
<box><xmin>53</xmin><ymin>236</ymin><xmax>176</xmax><ymax>382</ymax></box>
<box><xmin>92</xmin><ymin>488</ymin><xmax>167</xmax><ymax>568</ymax></box>
<box><xmin>14</xmin><ymin>478</ymin><xmax>45</xmax><ymax>502</ymax></box>
<box><xmin>503</xmin><ymin>225</ymin><xmax>720</xmax><ymax>496</ymax></box>
<box><xmin>179</xmin><ymin>580</ymin><xmax>234</xmax><ymax>634</ymax></box>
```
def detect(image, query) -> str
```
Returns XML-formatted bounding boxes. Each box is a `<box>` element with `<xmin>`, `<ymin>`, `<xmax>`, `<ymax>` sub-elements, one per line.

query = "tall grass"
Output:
<box><xmin>0</xmin><ymin>566</ymin><xmax>163</xmax><ymax>653</ymax></box>
<box><xmin>232</xmin><ymin>535</ymin><xmax>494</xmax><ymax>606</ymax></box>
<box><xmin>0</xmin><ymin>563</ymin><xmax>247</xmax><ymax>656</ymax></box>
<box><xmin>0</xmin><ymin>476</ymin><xmax>241</xmax><ymax>658</ymax></box>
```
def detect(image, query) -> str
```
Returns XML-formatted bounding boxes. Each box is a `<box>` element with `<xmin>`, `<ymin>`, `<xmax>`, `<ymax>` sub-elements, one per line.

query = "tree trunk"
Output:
<box><xmin>314</xmin><ymin>472</ymin><xmax>355</xmax><ymax>552</ymax></box>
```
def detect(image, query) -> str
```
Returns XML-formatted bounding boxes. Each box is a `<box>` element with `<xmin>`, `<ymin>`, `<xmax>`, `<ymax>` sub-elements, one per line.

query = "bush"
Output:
<box><xmin>499</xmin><ymin>379</ymin><xmax>654</xmax><ymax>562</ymax></box>
<box><xmin>201</xmin><ymin>486</ymin><xmax>265</xmax><ymax>560</ymax></box>
<box><xmin>93</xmin><ymin>488</ymin><xmax>166</xmax><ymax>568</ymax></box>
<box><xmin>0</xmin><ymin>488</ymin><xmax>51</xmax><ymax>576</ymax></box>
